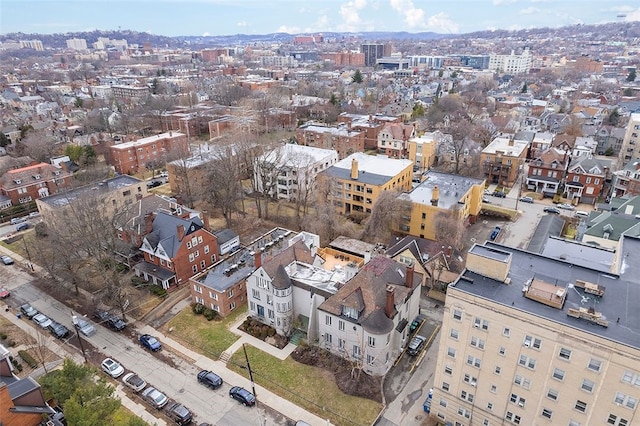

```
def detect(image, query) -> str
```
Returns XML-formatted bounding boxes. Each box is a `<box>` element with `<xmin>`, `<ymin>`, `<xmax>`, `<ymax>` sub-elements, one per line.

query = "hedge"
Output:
<box><xmin>18</xmin><ymin>350</ymin><xmax>38</xmax><ymax>368</ymax></box>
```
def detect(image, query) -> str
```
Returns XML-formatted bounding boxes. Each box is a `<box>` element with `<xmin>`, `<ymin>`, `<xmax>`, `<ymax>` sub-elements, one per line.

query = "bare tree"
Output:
<box><xmin>562</xmin><ymin>115</ymin><xmax>584</xmax><ymax>137</ymax></box>
<box><xmin>203</xmin><ymin>144</ymin><xmax>242</xmax><ymax>227</ymax></box>
<box><xmin>360</xmin><ymin>190</ymin><xmax>411</xmax><ymax>244</ymax></box>
<box><xmin>434</xmin><ymin>210</ymin><xmax>465</xmax><ymax>252</ymax></box>
<box><xmin>14</xmin><ymin>128</ymin><xmax>60</xmax><ymax>162</ymax></box>
<box><xmin>30</xmin><ymin>329</ymin><xmax>53</xmax><ymax>374</ymax></box>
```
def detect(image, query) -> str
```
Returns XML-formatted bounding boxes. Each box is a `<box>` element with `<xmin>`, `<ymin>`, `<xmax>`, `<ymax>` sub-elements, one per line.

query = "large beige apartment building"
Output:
<box><xmin>432</xmin><ymin>239</ymin><xmax>640</xmax><ymax>426</ymax></box>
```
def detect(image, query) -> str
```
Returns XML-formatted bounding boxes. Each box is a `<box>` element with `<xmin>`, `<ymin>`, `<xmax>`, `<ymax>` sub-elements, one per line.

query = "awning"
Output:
<box><xmin>396</xmin><ymin>318</ymin><xmax>408</xmax><ymax>332</ymax></box>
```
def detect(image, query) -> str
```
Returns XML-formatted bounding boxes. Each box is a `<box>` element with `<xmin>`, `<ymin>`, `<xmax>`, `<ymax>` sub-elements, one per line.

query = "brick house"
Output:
<box><xmin>565</xmin><ymin>156</ymin><xmax>610</xmax><ymax>204</ymax></box>
<box><xmin>377</xmin><ymin>122</ymin><xmax>416</xmax><ymax>158</ymax></box>
<box><xmin>526</xmin><ymin>149</ymin><xmax>570</xmax><ymax>197</ymax></box>
<box><xmin>0</xmin><ymin>162</ymin><xmax>73</xmax><ymax>206</ymax></box>
<box><xmin>296</xmin><ymin>122</ymin><xmax>365</xmax><ymax>160</ymax></box>
<box><xmin>109</xmin><ymin>131</ymin><xmax>188</xmax><ymax>175</ymax></box>
<box><xmin>480</xmin><ymin>137</ymin><xmax>529</xmax><ymax>187</ymax></box>
<box><xmin>134</xmin><ymin>211</ymin><xmax>219</xmax><ymax>290</ymax></box>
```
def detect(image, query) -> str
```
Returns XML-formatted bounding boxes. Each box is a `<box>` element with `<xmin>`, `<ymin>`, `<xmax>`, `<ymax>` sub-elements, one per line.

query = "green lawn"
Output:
<box><xmin>228</xmin><ymin>345</ymin><xmax>382</xmax><ymax>426</ymax></box>
<box><xmin>111</xmin><ymin>406</ymin><xmax>148</xmax><ymax>425</ymax></box>
<box><xmin>163</xmin><ymin>305</ymin><xmax>246</xmax><ymax>359</ymax></box>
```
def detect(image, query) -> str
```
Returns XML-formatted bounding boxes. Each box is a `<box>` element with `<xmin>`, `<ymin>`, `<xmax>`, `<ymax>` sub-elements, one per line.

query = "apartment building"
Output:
<box><xmin>398</xmin><ymin>172</ymin><xmax>485</xmax><ymax>241</ymax></box>
<box><xmin>254</xmin><ymin>144</ymin><xmax>338</xmax><ymax>201</ymax></box>
<box><xmin>111</xmin><ymin>85</ymin><xmax>150</xmax><ymax>102</ymax></box>
<box><xmin>432</xmin><ymin>239</ymin><xmax>640</xmax><ymax>426</ymax></box>
<box><xmin>0</xmin><ymin>162</ymin><xmax>73</xmax><ymax>206</ymax></box>
<box><xmin>481</xmin><ymin>137</ymin><xmax>529</xmax><ymax>187</ymax></box>
<box><xmin>488</xmin><ymin>48</ymin><xmax>532</xmax><ymax>74</ymax></box>
<box><xmin>620</xmin><ymin>113</ymin><xmax>640</xmax><ymax>163</ymax></box>
<box><xmin>612</xmin><ymin>158</ymin><xmax>640</xmax><ymax>198</ymax></box>
<box><xmin>296</xmin><ymin>122</ymin><xmax>364</xmax><ymax>160</ymax></box>
<box><xmin>337</xmin><ymin>113</ymin><xmax>402</xmax><ymax>150</ymax></box>
<box><xmin>66</xmin><ymin>38</ymin><xmax>87</xmax><ymax>50</ymax></box>
<box><xmin>377</xmin><ymin>122</ymin><xmax>416</xmax><ymax>158</ymax></box>
<box><xmin>109</xmin><ymin>131</ymin><xmax>188</xmax><ymax>175</ymax></box>
<box><xmin>318</xmin><ymin>153</ymin><xmax>413</xmax><ymax>215</ymax></box>
<box><xmin>361</xmin><ymin>43</ymin><xmax>392</xmax><ymax>67</ymax></box>
<box><xmin>407</xmin><ymin>132</ymin><xmax>440</xmax><ymax>172</ymax></box>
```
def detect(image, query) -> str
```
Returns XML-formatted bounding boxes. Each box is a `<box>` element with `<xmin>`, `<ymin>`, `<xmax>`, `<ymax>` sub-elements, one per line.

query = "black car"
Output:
<box><xmin>197</xmin><ymin>370</ymin><xmax>223</xmax><ymax>389</ymax></box>
<box><xmin>544</xmin><ymin>206</ymin><xmax>561</xmax><ymax>214</ymax></box>
<box><xmin>409</xmin><ymin>315</ymin><xmax>425</xmax><ymax>334</ymax></box>
<box><xmin>407</xmin><ymin>335</ymin><xmax>427</xmax><ymax>356</ymax></box>
<box><xmin>48</xmin><ymin>321</ymin><xmax>70</xmax><ymax>339</ymax></box>
<box><xmin>165</xmin><ymin>402</ymin><xmax>193</xmax><ymax>425</ymax></box>
<box><xmin>229</xmin><ymin>386</ymin><xmax>256</xmax><ymax>406</ymax></box>
<box><xmin>20</xmin><ymin>303</ymin><xmax>39</xmax><ymax>319</ymax></box>
<box><xmin>94</xmin><ymin>310</ymin><xmax>126</xmax><ymax>331</ymax></box>
<box><xmin>492</xmin><ymin>191</ymin><xmax>506</xmax><ymax>198</ymax></box>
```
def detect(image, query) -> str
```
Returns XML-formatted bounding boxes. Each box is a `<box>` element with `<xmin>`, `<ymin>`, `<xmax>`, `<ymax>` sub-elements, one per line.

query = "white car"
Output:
<box><xmin>122</xmin><ymin>372</ymin><xmax>147</xmax><ymax>392</ymax></box>
<box><xmin>101</xmin><ymin>358</ymin><xmax>125</xmax><ymax>378</ymax></box>
<box><xmin>557</xmin><ymin>203</ymin><xmax>575</xmax><ymax>210</ymax></box>
<box><xmin>32</xmin><ymin>313</ymin><xmax>53</xmax><ymax>329</ymax></box>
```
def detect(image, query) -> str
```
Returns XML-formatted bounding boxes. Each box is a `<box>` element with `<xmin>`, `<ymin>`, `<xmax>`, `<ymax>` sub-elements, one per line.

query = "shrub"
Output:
<box><xmin>202</xmin><ymin>308</ymin><xmax>217</xmax><ymax>321</ymax></box>
<box><xmin>131</xmin><ymin>276</ymin><xmax>147</xmax><ymax>287</ymax></box>
<box><xmin>149</xmin><ymin>286</ymin><xmax>167</xmax><ymax>298</ymax></box>
<box><xmin>0</xmin><ymin>332</ymin><xmax>7</xmax><ymax>339</ymax></box>
<box><xmin>191</xmin><ymin>303</ymin><xmax>205</xmax><ymax>315</ymax></box>
<box><xmin>18</xmin><ymin>350</ymin><xmax>38</xmax><ymax>368</ymax></box>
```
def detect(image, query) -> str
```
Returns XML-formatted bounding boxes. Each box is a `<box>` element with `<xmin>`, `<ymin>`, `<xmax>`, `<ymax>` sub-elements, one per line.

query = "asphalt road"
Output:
<box><xmin>2</xmin><ymin>265</ymin><xmax>283</xmax><ymax>426</ymax></box>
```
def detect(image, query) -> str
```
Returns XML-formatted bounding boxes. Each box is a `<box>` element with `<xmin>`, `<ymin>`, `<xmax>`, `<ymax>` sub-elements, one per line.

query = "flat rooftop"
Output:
<box><xmin>405</xmin><ymin>171</ymin><xmax>483</xmax><ymax>209</ymax></box>
<box><xmin>453</xmin><ymin>238</ymin><xmax>640</xmax><ymax>351</ymax></box>
<box><xmin>39</xmin><ymin>175</ymin><xmax>144</xmax><ymax>208</ymax></box>
<box><xmin>483</xmin><ymin>137</ymin><xmax>528</xmax><ymax>157</ymax></box>
<box><xmin>111</xmin><ymin>131</ymin><xmax>185</xmax><ymax>150</ymax></box>
<box><xmin>326</xmin><ymin>153</ymin><xmax>412</xmax><ymax>185</ymax></box>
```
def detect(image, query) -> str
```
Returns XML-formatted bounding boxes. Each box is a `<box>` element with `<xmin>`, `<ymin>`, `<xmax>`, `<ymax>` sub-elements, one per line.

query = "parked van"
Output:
<box><xmin>575</xmin><ymin>210</ymin><xmax>589</xmax><ymax>218</ymax></box>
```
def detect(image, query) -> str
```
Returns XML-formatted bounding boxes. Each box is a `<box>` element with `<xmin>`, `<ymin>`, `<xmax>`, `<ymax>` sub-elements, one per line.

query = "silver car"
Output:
<box><xmin>33</xmin><ymin>313</ymin><xmax>53</xmax><ymax>329</ymax></box>
<box><xmin>72</xmin><ymin>315</ymin><xmax>96</xmax><ymax>337</ymax></box>
<box><xmin>141</xmin><ymin>386</ymin><xmax>168</xmax><ymax>409</ymax></box>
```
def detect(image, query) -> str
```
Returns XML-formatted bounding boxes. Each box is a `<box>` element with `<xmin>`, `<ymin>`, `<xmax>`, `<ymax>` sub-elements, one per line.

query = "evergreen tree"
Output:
<box><xmin>352</xmin><ymin>69</ymin><xmax>363</xmax><ymax>84</ymax></box>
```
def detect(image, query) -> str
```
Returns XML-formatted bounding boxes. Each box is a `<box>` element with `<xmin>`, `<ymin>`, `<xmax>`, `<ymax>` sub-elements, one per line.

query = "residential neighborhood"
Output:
<box><xmin>1</xmin><ymin>9</ymin><xmax>640</xmax><ymax>426</ymax></box>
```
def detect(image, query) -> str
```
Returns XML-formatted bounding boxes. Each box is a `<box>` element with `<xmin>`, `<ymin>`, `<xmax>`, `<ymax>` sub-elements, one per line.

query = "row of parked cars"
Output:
<box><xmin>20</xmin><ymin>303</ymin><xmax>72</xmax><ymax>339</ymax></box>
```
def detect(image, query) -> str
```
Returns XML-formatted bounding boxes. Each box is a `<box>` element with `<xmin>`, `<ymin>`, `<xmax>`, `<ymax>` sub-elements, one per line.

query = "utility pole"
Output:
<box><xmin>71</xmin><ymin>312</ymin><xmax>88</xmax><ymax>363</ymax></box>
<box><xmin>242</xmin><ymin>343</ymin><xmax>265</xmax><ymax>426</ymax></box>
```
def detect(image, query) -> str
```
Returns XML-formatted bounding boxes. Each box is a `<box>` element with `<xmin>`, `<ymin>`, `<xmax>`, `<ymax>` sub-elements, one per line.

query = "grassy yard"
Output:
<box><xmin>111</xmin><ymin>406</ymin><xmax>147</xmax><ymax>425</ymax></box>
<box><xmin>162</xmin><ymin>305</ymin><xmax>247</xmax><ymax>359</ymax></box>
<box><xmin>228</xmin><ymin>345</ymin><xmax>382</xmax><ymax>426</ymax></box>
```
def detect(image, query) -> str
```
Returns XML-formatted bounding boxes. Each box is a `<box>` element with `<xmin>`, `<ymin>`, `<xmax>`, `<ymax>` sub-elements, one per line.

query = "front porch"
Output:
<box><xmin>133</xmin><ymin>261</ymin><xmax>176</xmax><ymax>290</ymax></box>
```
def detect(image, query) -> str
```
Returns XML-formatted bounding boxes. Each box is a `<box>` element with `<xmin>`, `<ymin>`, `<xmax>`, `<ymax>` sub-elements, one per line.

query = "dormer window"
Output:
<box><xmin>342</xmin><ymin>305</ymin><xmax>359</xmax><ymax>320</ymax></box>
<box><xmin>13</xmin><ymin>179</ymin><xmax>21</xmax><ymax>185</ymax></box>
<box><xmin>54</xmin><ymin>170</ymin><xmax>60</xmax><ymax>176</ymax></box>
<box><xmin>33</xmin><ymin>174</ymin><xmax>41</xmax><ymax>180</ymax></box>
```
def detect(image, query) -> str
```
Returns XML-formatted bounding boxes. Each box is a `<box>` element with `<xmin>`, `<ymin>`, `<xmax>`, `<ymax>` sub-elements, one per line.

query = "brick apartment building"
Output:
<box><xmin>337</xmin><ymin>113</ymin><xmax>402</xmax><ymax>150</ymax></box>
<box><xmin>320</xmin><ymin>51</ymin><xmax>365</xmax><ymax>66</ymax></box>
<box><xmin>0</xmin><ymin>162</ymin><xmax>73</xmax><ymax>206</ymax></box>
<box><xmin>109</xmin><ymin>131</ymin><xmax>188</xmax><ymax>175</ymax></box>
<box><xmin>296</xmin><ymin>122</ymin><xmax>365</xmax><ymax>160</ymax></box>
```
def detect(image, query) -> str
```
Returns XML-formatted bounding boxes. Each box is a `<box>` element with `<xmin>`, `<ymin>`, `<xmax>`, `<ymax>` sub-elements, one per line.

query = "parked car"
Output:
<box><xmin>146</xmin><ymin>180</ymin><xmax>162</xmax><ymax>189</ymax></box>
<box><xmin>409</xmin><ymin>315</ymin><xmax>425</xmax><ymax>334</ymax></box>
<box><xmin>0</xmin><ymin>255</ymin><xmax>14</xmax><ymax>265</ymax></box>
<box><xmin>159</xmin><ymin>171</ymin><xmax>169</xmax><ymax>178</ymax></box>
<box><xmin>482</xmin><ymin>196</ymin><xmax>491</xmax><ymax>204</ymax></box>
<box><xmin>576</xmin><ymin>210</ymin><xmax>589</xmax><ymax>218</ymax></box>
<box><xmin>557</xmin><ymin>203</ymin><xmax>575</xmax><ymax>210</ymax></box>
<box><xmin>122</xmin><ymin>372</ymin><xmax>147</xmax><ymax>392</ymax></box>
<box><xmin>229</xmin><ymin>386</ymin><xmax>256</xmax><ymax>406</ymax></box>
<box><xmin>33</xmin><ymin>313</ymin><xmax>53</xmax><ymax>329</ymax></box>
<box><xmin>197</xmin><ymin>370</ymin><xmax>223</xmax><ymax>389</ymax></box>
<box><xmin>101</xmin><ymin>358</ymin><xmax>125</xmax><ymax>378</ymax></box>
<box><xmin>141</xmin><ymin>386</ymin><xmax>169</xmax><ymax>409</ymax></box>
<box><xmin>407</xmin><ymin>335</ymin><xmax>427</xmax><ymax>356</ymax></box>
<box><xmin>94</xmin><ymin>310</ymin><xmax>126</xmax><ymax>331</ymax></box>
<box><xmin>72</xmin><ymin>315</ymin><xmax>96</xmax><ymax>337</ymax></box>
<box><xmin>16</xmin><ymin>222</ymin><xmax>30</xmax><ymax>232</ymax></box>
<box><xmin>490</xmin><ymin>226</ymin><xmax>501</xmax><ymax>241</ymax></box>
<box><xmin>20</xmin><ymin>303</ymin><xmax>38</xmax><ymax>318</ymax></box>
<box><xmin>0</xmin><ymin>286</ymin><xmax>9</xmax><ymax>299</ymax></box>
<box><xmin>492</xmin><ymin>191</ymin><xmax>506</xmax><ymax>198</ymax></box>
<box><xmin>140</xmin><ymin>334</ymin><xmax>162</xmax><ymax>351</ymax></box>
<box><xmin>48</xmin><ymin>321</ymin><xmax>70</xmax><ymax>339</ymax></box>
<box><xmin>543</xmin><ymin>207</ymin><xmax>561</xmax><ymax>214</ymax></box>
<box><xmin>10</xmin><ymin>217</ymin><xmax>27</xmax><ymax>225</ymax></box>
<box><xmin>519</xmin><ymin>196</ymin><xmax>534</xmax><ymax>203</ymax></box>
<box><xmin>165</xmin><ymin>401</ymin><xmax>193</xmax><ymax>425</ymax></box>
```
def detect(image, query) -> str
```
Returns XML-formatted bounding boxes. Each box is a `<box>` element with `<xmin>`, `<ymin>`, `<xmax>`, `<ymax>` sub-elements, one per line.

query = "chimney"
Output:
<box><xmin>202</xmin><ymin>210</ymin><xmax>210</xmax><ymax>230</ymax></box>
<box><xmin>405</xmin><ymin>263</ymin><xmax>414</xmax><ymax>288</ymax></box>
<box><xmin>508</xmin><ymin>138</ymin><xmax>514</xmax><ymax>146</ymax></box>
<box><xmin>177</xmin><ymin>224</ymin><xmax>185</xmax><ymax>241</ymax></box>
<box><xmin>254</xmin><ymin>250</ymin><xmax>262</xmax><ymax>269</ymax></box>
<box><xmin>446</xmin><ymin>246</ymin><xmax>453</xmax><ymax>257</ymax></box>
<box><xmin>385</xmin><ymin>285</ymin><xmax>395</xmax><ymax>319</ymax></box>
<box><xmin>431</xmin><ymin>185</ymin><xmax>440</xmax><ymax>206</ymax></box>
<box><xmin>144</xmin><ymin>212</ymin><xmax>154</xmax><ymax>235</ymax></box>
<box><xmin>350</xmin><ymin>159</ymin><xmax>359</xmax><ymax>180</ymax></box>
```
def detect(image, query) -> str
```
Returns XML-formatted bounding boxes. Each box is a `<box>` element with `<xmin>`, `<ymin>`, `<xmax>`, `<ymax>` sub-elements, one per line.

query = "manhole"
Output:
<box><xmin>470</xmin><ymin>238</ymin><xmax>476</xmax><ymax>242</ymax></box>
<box><xmin>178</xmin><ymin>388</ymin><xmax>185</xmax><ymax>394</ymax></box>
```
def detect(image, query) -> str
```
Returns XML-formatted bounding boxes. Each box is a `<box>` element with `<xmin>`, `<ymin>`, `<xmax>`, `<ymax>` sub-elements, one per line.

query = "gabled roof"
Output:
<box><xmin>0</xmin><ymin>162</ymin><xmax>71</xmax><ymax>190</ymax></box>
<box><xmin>568</xmin><ymin>156</ymin><xmax>610</xmax><ymax>176</ymax></box>
<box><xmin>145</xmin><ymin>211</ymin><xmax>204</xmax><ymax>258</ymax></box>
<box><xmin>318</xmin><ymin>256</ymin><xmax>420</xmax><ymax>334</ymax></box>
<box><xmin>552</xmin><ymin>133</ymin><xmax>577</xmax><ymax>150</ymax></box>
<box><xmin>531</xmin><ymin>148</ymin><xmax>567</xmax><ymax>167</ymax></box>
<box><xmin>379</xmin><ymin>122</ymin><xmax>415</xmax><ymax>141</ymax></box>
<box><xmin>261</xmin><ymin>239</ymin><xmax>314</xmax><ymax>279</ymax></box>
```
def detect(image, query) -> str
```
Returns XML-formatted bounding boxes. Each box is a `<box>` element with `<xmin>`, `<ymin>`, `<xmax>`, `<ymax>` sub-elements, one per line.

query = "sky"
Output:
<box><xmin>1</xmin><ymin>0</ymin><xmax>639</xmax><ymax>37</ymax></box>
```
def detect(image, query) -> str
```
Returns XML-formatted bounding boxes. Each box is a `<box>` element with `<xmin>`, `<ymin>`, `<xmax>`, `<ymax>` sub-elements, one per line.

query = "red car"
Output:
<box><xmin>0</xmin><ymin>287</ymin><xmax>9</xmax><ymax>299</ymax></box>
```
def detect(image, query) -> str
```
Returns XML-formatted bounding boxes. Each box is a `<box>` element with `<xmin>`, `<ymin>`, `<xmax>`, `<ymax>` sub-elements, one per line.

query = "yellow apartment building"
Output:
<box><xmin>318</xmin><ymin>152</ymin><xmax>413</xmax><ymax>215</ymax></box>
<box><xmin>407</xmin><ymin>132</ymin><xmax>440</xmax><ymax>173</ymax></box>
<box><xmin>397</xmin><ymin>171</ymin><xmax>485</xmax><ymax>240</ymax></box>
<box><xmin>432</xmin><ymin>240</ymin><xmax>640</xmax><ymax>426</ymax></box>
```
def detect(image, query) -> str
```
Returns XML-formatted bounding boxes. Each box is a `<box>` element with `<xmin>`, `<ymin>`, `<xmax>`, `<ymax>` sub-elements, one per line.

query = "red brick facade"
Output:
<box><xmin>109</xmin><ymin>132</ymin><xmax>188</xmax><ymax>175</ymax></box>
<box><xmin>0</xmin><ymin>162</ymin><xmax>73</xmax><ymax>206</ymax></box>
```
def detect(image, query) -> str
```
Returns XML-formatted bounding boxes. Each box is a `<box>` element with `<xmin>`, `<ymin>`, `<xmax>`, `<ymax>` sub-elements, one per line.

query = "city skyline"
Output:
<box><xmin>2</xmin><ymin>0</ymin><xmax>639</xmax><ymax>38</ymax></box>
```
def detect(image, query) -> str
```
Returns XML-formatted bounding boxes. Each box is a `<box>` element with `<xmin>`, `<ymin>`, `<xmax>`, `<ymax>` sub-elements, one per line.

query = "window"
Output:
<box><xmin>559</xmin><ymin>348</ymin><xmax>572</xmax><ymax>360</ymax></box>
<box><xmin>325</xmin><ymin>333</ymin><xmax>332</xmax><ymax>346</ymax></box>
<box><xmin>487</xmin><ymin>402</ymin><xmax>493</xmax><ymax>410</ymax></box>
<box><xmin>189</xmin><ymin>253</ymin><xmax>195</xmax><ymax>262</ymax></box>
<box><xmin>523</xmin><ymin>335</ymin><xmax>542</xmax><ymax>349</ymax></box>
<box><xmin>191</xmin><ymin>237</ymin><xmax>197</xmax><ymax>247</ymax></box>
<box><xmin>498</xmin><ymin>346</ymin><xmax>506</xmax><ymax>356</ymax></box>
<box><xmin>470</xmin><ymin>336</ymin><xmax>485</xmax><ymax>349</ymax></box>
<box><xmin>463</xmin><ymin>374</ymin><xmax>477</xmax><ymax>386</ymax></box>
<box><xmin>460</xmin><ymin>390</ymin><xmax>474</xmax><ymax>402</ymax></box>
<box><xmin>620</xmin><ymin>370</ymin><xmax>640</xmax><ymax>385</ymax></box>
<box><xmin>194</xmin><ymin>250</ymin><xmax>200</xmax><ymax>258</ymax></box>
<box><xmin>453</xmin><ymin>309</ymin><xmax>462</xmax><ymax>320</ymax></box>
<box><xmin>444</xmin><ymin>365</ymin><xmax>453</xmax><ymax>375</ymax></box>
<box><xmin>338</xmin><ymin>338</ymin><xmax>345</xmax><ymax>349</ymax></box>
<box><xmin>574</xmin><ymin>400</ymin><xmax>587</xmax><ymax>412</ymax></box>
<box><xmin>339</xmin><ymin>320</ymin><xmax>345</xmax><ymax>331</ymax></box>
<box><xmin>503</xmin><ymin>327</ymin><xmax>511</xmax><ymax>337</ymax></box>
<box><xmin>251</xmin><ymin>289</ymin><xmax>260</xmax><ymax>300</ymax></box>
<box><xmin>368</xmin><ymin>336</ymin><xmax>376</xmax><ymax>347</ymax></box>
<box><xmin>200</xmin><ymin>260</ymin><xmax>206</xmax><ymax>269</ymax></box>
<box><xmin>569</xmin><ymin>420</ymin><xmax>581</xmax><ymax>426</ymax></box>
<box><xmin>325</xmin><ymin>315</ymin><xmax>332</xmax><ymax>326</ymax></box>
<box><xmin>198</xmin><ymin>236</ymin><xmax>203</xmax><ymax>244</ymax></box>
<box><xmin>553</xmin><ymin>368</ymin><xmax>565</xmax><ymax>381</ymax></box>
<box><xmin>614</xmin><ymin>392</ymin><xmax>637</xmax><ymax>409</ymax></box>
<box><xmin>581</xmin><ymin>379</ymin><xmax>594</xmax><ymax>393</ymax></box>
<box><xmin>514</xmin><ymin>375</ymin><xmax>531</xmax><ymax>389</ymax></box>
<box><xmin>442</xmin><ymin>382</ymin><xmax>450</xmax><ymax>391</ymax></box>
<box><xmin>494</xmin><ymin>366</ymin><xmax>501</xmax><ymax>375</ymax></box>
<box><xmin>510</xmin><ymin>393</ymin><xmax>526</xmax><ymax>407</ymax></box>
<box><xmin>466</xmin><ymin>355</ymin><xmax>481</xmax><ymax>368</ymax></box>
<box><xmin>193</xmin><ymin>284</ymin><xmax>202</xmax><ymax>294</ymax></box>
<box><xmin>474</xmin><ymin>317</ymin><xmax>489</xmax><ymax>330</ymax></box>
<box><xmin>204</xmin><ymin>245</ymin><xmax>209</xmax><ymax>254</ymax></box>
<box><xmin>547</xmin><ymin>389</ymin><xmax>558</xmax><ymax>401</ymax></box>
<box><xmin>519</xmin><ymin>355</ymin><xmax>537</xmax><ymax>369</ymax></box>
<box><xmin>457</xmin><ymin>407</ymin><xmax>471</xmax><ymax>419</ymax></box>
<box><xmin>187</xmin><ymin>241</ymin><xmax>192</xmax><ymax>249</ymax></box>
<box><xmin>450</xmin><ymin>329</ymin><xmax>459</xmax><ymax>340</ymax></box>
<box><xmin>352</xmin><ymin>345</ymin><xmax>361</xmax><ymax>358</ymax></box>
<box><xmin>542</xmin><ymin>408</ymin><xmax>553</xmax><ymax>419</ymax></box>
<box><xmin>211</xmin><ymin>304</ymin><xmax>219</xmax><ymax>312</ymax></box>
<box><xmin>367</xmin><ymin>355</ymin><xmax>374</xmax><ymax>365</ymax></box>
<box><xmin>195</xmin><ymin>296</ymin><xmax>204</xmax><ymax>304</ymax></box>
<box><xmin>483</xmin><ymin>420</ymin><xmax>490</xmax><ymax>426</ymax></box>
<box><xmin>192</xmin><ymin>265</ymin><xmax>198</xmax><ymax>274</ymax></box>
<box><xmin>607</xmin><ymin>414</ymin><xmax>629</xmax><ymax>425</ymax></box>
<box><xmin>447</xmin><ymin>347</ymin><xmax>456</xmax><ymax>358</ymax></box>
<box><xmin>505</xmin><ymin>411</ymin><xmax>521</xmax><ymax>424</ymax></box>
<box><xmin>490</xmin><ymin>385</ymin><xmax>497</xmax><ymax>393</ymax></box>
<box><xmin>588</xmin><ymin>358</ymin><xmax>602</xmax><ymax>372</ymax></box>
<box><xmin>439</xmin><ymin>399</ymin><xmax>447</xmax><ymax>407</ymax></box>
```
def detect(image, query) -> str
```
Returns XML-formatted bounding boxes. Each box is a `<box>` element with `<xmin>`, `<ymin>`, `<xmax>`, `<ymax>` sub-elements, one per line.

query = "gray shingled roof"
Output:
<box><xmin>147</xmin><ymin>212</ymin><xmax>203</xmax><ymax>257</ymax></box>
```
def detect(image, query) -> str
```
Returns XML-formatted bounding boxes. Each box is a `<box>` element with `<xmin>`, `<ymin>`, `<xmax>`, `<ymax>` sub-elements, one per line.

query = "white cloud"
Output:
<box><xmin>389</xmin><ymin>0</ymin><xmax>425</xmax><ymax>29</ymax></box>
<box><xmin>624</xmin><ymin>8</ymin><xmax>640</xmax><ymax>22</ymax></box>
<box><xmin>202</xmin><ymin>32</ymin><xmax>211</xmax><ymax>36</ymax></box>
<box><xmin>236</xmin><ymin>21</ymin><xmax>248</xmax><ymax>27</ymax></box>
<box><xmin>277</xmin><ymin>25</ymin><xmax>300</xmax><ymax>33</ymax></box>
<box><xmin>339</xmin><ymin>0</ymin><xmax>367</xmax><ymax>29</ymax></box>
<box><xmin>493</xmin><ymin>0</ymin><xmax>517</xmax><ymax>5</ymax></box>
<box><xmin>519</xmin><ymin>6</ymin><xmax>540</xmax><ymax>15</ymax></box>
<box><xmin>426</xmin><ymin>12</ymin><xmax>460</xmax><ymax>33</ymax></box>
